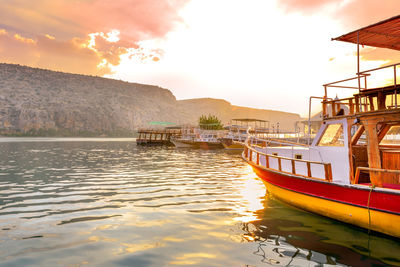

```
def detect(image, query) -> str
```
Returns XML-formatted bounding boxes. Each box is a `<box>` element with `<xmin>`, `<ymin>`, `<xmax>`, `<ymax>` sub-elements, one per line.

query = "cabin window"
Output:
<box><xmin>317</xmin><ymin>123</ymin><xmax>344</xmax><ymax>147</ymax></box>
<box><xmin>294</xmin><ymin>154</ymin><xmax>302</xmax><ymax>159</ymax></box>
<box><xmin>380</xmin><ymin>125</ymin><xmax>400</xmax><ymax>145</ymax></box>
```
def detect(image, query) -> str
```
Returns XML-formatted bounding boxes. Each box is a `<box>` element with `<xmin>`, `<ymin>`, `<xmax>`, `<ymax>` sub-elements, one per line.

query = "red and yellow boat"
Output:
<box><xmin>243</xmin><ymin>16</ymin><xmax>400</xmax><ymax>238</ymax></box>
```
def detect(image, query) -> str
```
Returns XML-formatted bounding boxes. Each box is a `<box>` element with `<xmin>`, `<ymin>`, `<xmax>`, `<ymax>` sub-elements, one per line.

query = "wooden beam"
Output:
<box><xmin>377</xmin><ymin>124</ymin><xmax>391</xmax><ymax>143</ymax></box>
<box><xmin>362</xmin><ymin>118</ymin><xmax>382</xmax><ymax>187</ymax></box>
<box><xmin>351</xmin><ymin>125</ymin><xmax>365</xmax><ymax>145</ymax></box>
<box><xmin>347</xmin><ymin>119</ymin><xmax>354</xmax><ymax>183</ymax></box>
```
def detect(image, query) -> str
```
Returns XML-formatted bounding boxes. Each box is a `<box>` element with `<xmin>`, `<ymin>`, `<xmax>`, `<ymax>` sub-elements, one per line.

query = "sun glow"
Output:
<box><xmin>233</xmin><ymin>165</ymin><xmax>266</xmax><ymax>223</ymax></box>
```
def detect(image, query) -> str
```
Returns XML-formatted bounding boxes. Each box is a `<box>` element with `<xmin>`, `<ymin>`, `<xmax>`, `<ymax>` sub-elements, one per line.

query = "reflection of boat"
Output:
<box><xmin>171</xmin><ymin>127</ymin><xmax>225</xmax><ymax>149</ymax></box>
<box><xmin>243</xmin><ymin>196</ymin><xmax>400</xmax><ymax>266</ymax></box>
<box><xmin>243</xmin><ymin>16</ymin><xmax>400</xmax><ymax>238</ymax></box>
<box><xmin>220</xmin><ymin>119</ymin><xmax>269</xmax><ymax>150</ymax></box>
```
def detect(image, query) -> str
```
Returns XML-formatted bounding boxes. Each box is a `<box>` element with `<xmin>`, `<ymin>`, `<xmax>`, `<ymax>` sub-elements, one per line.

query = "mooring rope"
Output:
<box><xmin>367</xmin><ymin>184</ymin><xmax>375</xmax><ymax>235</ymax></box>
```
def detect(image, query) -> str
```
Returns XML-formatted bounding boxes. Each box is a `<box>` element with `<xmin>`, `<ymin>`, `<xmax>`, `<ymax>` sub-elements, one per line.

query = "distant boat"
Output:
<box><xmin>243</xmin><ymin>15</ymin><xmax>400</xmax><ymax>238</ymax></box>
<box><xmin>220</xmin><ymin>119</ymin><xmax>269</xmax><ymax>150</ymax></box>
<box><xmin>171</xmin><ymin>127</ymin><xmax>225</xmax><ymax>149</ymax></box>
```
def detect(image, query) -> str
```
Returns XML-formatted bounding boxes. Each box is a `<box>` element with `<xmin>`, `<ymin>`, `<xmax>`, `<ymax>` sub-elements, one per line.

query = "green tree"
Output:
<box><xmin>198</xmin><ymin>114</ymin><xmax>223</xmax><ymax>130</ymax></box>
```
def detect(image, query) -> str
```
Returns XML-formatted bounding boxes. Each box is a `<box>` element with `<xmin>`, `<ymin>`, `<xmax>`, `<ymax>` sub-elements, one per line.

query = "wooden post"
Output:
<box><xmin>363</xmin><ymin>118</ymin><xmax>382</xmax><ymax>187</ymax></box>
<box><xmin>354</xmin><ymin>167</ymin><xmax>360</xmax><ymax>184</ymax></box>
<box><xmin>355</xmin><ymin>96</ymin><xmax>360</xmax><ymax>113</ymax></box>
<box><xmin>307</xmin><ymin>162</ymin><xmax>311</xmax><ymax>177</ymax></box>
<box><xmin>324</xmin><ymin>164</ymin><xmax>332</xmax><ymax>182</ymax></box>
<box><xmin>377</xmin><ymin>91</ymin><xmax>386</xmax><ymax>110</ymax></box>
<box><xmin>291</xmin><ymin>160</ymin><xmax>296</xmax><ymax>174</ymax></box>
<box><xmin>278</xmin><ymin>158</ymin><xmax>282</xmax><ymax>171</ymax></box>
<box><xmin>256</xmin><ymin>153</ymin><xmax>260</xmax><ymax>165</ymax></box>
<box><xmin>332</xmin><ymin>101</ymin><xmax>336</xmax><ymax>116</ymax></box>
<box><xmin>349</xmin><ymin>98</ymin><xmax>354</xmax><ymax>115</ymax></box>
<box><xmin>368</xmin><ymin>96</ymin><xmax>374</xmax><ymax>111</ymax></box>
<box><xmin>265</xmin><ymin>155</ymin><xmax>269</xmax><ymax>168</ymax></box>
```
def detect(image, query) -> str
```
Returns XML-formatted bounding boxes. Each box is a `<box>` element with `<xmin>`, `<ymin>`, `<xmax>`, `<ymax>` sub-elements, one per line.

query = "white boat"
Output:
<box><xmin>220</xmin><ymin>119</ymin><xmax>269</xmax><ymax>150</ymax></box>
<box><xmin>243</xmin><ymin>15</ymin><xmax>400</xmax><ymax>238</ymax></box>
<box><xmin>171</xmin><ymin>127</ymin><xmax>226</xmax><ymax>149</ymax></box>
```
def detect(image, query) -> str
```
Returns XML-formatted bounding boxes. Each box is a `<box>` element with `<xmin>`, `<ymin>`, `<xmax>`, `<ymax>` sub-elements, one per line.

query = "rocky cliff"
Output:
<box><xmin>178</xmin><ymin>98</ymin><xmax>300</xmax><ymax>132</ymax></box>
<box><xmin>0</xmin><ymin>63</ymin><xmax>300</xmax><ymax>136</ymax></box>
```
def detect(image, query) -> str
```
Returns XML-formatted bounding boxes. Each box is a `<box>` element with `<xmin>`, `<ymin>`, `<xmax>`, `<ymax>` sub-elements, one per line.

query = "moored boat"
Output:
<box><xmin>243</xmin><ymin>16</ymin><xmax>400</xmax><ymax>238</ymax></box>
<box><xmin>171</xmin><ymin>126</ymin><xmax>225</xmax><ymax>149</ymax></box>
<box><xmin>220</xmin><ymin>119</ymin><xmax>269</xmax><ymax>150</ymax></box>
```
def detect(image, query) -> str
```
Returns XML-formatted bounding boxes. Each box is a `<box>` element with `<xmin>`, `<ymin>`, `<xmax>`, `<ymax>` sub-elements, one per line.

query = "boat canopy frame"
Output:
<box><xmin>321</xmin><ymin>15</ymin><xmax>400</xmax><ymax>117</ymax></box>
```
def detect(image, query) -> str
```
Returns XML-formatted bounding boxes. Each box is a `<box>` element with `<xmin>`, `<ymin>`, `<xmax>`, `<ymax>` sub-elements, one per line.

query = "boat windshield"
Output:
<box><xmin>317</xmin><ymin>123</ymin><xmax>344</xmax><ymax>147</ymax></box>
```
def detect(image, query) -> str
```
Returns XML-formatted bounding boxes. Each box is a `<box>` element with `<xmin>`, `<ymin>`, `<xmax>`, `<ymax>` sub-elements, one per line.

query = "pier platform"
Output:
<box><xmin>136</xmin><ymin>129</ymin><xmax>181</xmax><ymax>146</ymax></box>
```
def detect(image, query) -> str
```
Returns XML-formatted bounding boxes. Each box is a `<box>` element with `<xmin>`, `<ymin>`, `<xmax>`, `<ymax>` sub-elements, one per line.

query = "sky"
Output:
<box><xmin>1</xmin><ymin>0</ymin><xmax>400</xmax><ymax>116</ymax></box>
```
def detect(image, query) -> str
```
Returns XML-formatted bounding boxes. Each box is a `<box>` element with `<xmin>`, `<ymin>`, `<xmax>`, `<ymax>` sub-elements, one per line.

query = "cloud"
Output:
<box><xmin>277</xmin><ymin>0</ymin><xmax>400</xmax><ymax>64</ymax></box>
<box><xmin>359</xmin><ymin>47</ymin><xmax>400</xmax><ymax>65</ymax></box>
<box><xmin>278</xmin><ymin>0</ymin><xmax>400</xmax><ymax>27</ymax></box>
<box><xmin>14</xmin><ymin>33</ymin><xmax>36</xmax><ymax>44</ymax></box>
<box><xmin>338</xmin><ymin>0</ymin><xmax>400</xmax><ymax>27</ymax></box>
<box><xmin>0</xmin><ymin>0</ymin><xmax>188</xmax><ymax>74</ymax></box>
<box><xmin>278</xmin><ymin>0</ymin><xmax>340</xmax><ymax>13</ymax></box>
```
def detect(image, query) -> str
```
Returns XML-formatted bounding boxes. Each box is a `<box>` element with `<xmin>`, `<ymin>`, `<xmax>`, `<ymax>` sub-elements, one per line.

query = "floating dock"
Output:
<box><xmin>136</xmin><ymin>129</ymin><xmax>181</xmax><ymax>146</ymax></box>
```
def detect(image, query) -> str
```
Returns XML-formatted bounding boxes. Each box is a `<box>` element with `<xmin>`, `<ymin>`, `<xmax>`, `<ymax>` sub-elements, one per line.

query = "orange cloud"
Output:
<box><xmin>278</xmin><ymin>0</ymin><xmax>339</xmax><ymax>13</ymax></box>
<box><xmin>14</xmin><ymin>33</ymin><xmax>36</xmax><ymax>44</ymax></box>
<box><xmin>0</xmin><ymin>0</ymin><xmax>188</xmax><ymax>75</ymax></box>
<box><xmin>278</xmin><ymin>0</ymin><xmax>400</xmax><ymax>26</ymax></box>
<box><xmin>338</xmin><ymin>0</ymin><xmax>400</xmax><ymax>28</ymax></box>
<box><xmin>45</xmin><ymin>34</ymin><xmax>55</xmax><ymax>40</ymax></box>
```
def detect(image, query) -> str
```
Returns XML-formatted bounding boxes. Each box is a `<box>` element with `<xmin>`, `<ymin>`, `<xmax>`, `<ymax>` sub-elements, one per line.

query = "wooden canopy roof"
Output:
<box><xmin>232</xmin><ymin>118</ymin><xmax>269</xmax><ymax>122</ymax></box>
<box><xmin>332</xmin><ymin>15</ymin><xmax>400</xmax><ymax>51</ymax></box>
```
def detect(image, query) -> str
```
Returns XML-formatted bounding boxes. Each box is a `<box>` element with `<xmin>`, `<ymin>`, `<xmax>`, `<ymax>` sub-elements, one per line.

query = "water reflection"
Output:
<box><xmin>240</xmin><ymin>195</ymin><xmax>400</xmax><ymax>266</ymax></box>
<box><xmin>0</xmin><ymin>140</ymin><xmax>398</xmax><ymax>266</ymax></box>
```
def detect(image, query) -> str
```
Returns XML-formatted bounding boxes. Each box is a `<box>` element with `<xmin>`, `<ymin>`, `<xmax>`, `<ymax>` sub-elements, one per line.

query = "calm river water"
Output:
<box><xmin>0</xmin><ymin>138</ymin><xmax>399</xmax><ymax>266</ymax></box>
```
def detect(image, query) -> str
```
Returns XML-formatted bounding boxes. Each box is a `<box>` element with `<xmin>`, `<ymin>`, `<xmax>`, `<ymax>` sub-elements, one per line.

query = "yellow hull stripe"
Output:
<box><xmin>264</xmin><ymin>181</ymin><xmax>400</xmax><ymax>238</ymax></box>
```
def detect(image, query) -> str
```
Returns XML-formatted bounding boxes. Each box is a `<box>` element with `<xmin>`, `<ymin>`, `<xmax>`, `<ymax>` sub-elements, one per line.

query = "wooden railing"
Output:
<box><xmin>322</xmin><ymin>89</ymin><xmax>400</xmax><ymax>118</ymax></box>
<box><xmin>353</xmin><ymin>166</ymin><xmax>400</xmax><ymax>185</ymax></box>
<box><xmin>244</xmin><ymin>143</ymin><xmax>332</xmax><ymax>182</ymax></box>
<box><xmin>321</xmin><ymin>62</ymin><xmax>400</xmax><ymax>119</ymax></box>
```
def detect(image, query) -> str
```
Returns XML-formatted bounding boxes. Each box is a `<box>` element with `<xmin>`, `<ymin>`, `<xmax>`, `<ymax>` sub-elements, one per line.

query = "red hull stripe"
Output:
<box><xmin>249</xmin><ymin>160</ymin><xmax>400</xmax><ymax>215</ymax></box>
<box><xmin>263</xmin><ymin>172</ymin><xmax>400</xmax><ymax>215</ymax></box>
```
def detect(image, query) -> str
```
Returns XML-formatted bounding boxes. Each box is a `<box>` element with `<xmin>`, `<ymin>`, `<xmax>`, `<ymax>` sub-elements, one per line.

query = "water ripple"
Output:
<box><xmin>0</xmin><ymin>140</ymin><xmax>398</xmax><ymax>266</ymax></box>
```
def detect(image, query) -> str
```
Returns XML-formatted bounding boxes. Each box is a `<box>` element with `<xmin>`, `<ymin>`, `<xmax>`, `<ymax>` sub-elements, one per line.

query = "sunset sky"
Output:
<box><xmin>1</xmin><ymin>0</ymin><xmax>400</xmax><ymax>115</ymax></box>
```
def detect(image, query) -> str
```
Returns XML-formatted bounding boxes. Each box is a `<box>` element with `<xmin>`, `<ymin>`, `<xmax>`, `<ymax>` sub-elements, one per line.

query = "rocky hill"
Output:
<box><xmin>0</xmin><ymin>63</ymin><xmax>300</xmax><ymax>136</ymax></box>
<box><xmin>179</xmin><ymin>98</ymin><xmax>300</xmax><ymax>132</ymax></box>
